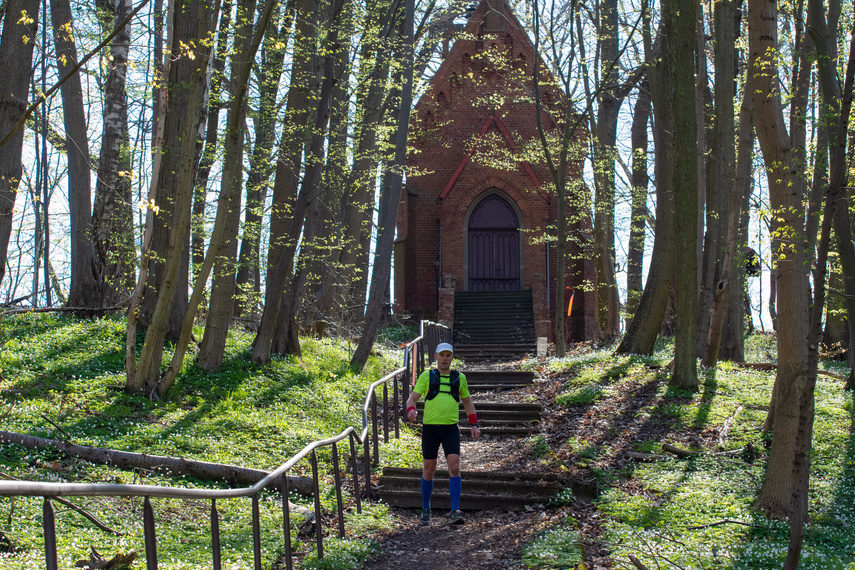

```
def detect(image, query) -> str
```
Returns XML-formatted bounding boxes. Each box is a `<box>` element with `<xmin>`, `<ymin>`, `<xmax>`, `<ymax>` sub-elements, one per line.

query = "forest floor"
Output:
<box><xmin>360</xmin><ymin>356</ymin><xmax>705</xmax><ymax>570</ymax></box>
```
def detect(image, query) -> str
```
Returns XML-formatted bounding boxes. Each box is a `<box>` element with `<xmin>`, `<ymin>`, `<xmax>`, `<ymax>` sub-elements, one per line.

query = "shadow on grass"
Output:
<box><xmin>725</xmin><ymin>394</ymin><xmax>855</xmax><ymax>568</ymax></box>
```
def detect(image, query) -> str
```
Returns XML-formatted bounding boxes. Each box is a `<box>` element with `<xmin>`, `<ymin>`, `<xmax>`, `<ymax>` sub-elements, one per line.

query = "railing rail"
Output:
<box><xmin>0</xmin><ymin>320</ymin><xmax>452</xmax><ymax>569</ymax></box>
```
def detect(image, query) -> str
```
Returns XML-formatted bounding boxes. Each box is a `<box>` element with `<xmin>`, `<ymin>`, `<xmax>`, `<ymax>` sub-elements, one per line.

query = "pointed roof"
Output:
<box><xmin>439</xmin><ymin>114</ymin><xmax>541</xmax><ymax>200</ymax></box>
<box><xmin>414</xmin><ymin>0</ymin><xmax>561</xmax><ymax>200</ymax></box>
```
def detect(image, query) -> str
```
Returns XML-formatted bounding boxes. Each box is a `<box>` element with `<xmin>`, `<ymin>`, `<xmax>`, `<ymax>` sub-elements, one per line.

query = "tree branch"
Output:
<box><xmin>0</xmin><ymin>0</ymin><xmax>152</xmax><ymax>148</ymax></box>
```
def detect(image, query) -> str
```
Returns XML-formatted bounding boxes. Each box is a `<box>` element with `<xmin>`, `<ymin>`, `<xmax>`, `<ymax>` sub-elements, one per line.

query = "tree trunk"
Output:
<box><xmin>52</xmin><ymin>0</ymin><xmax>102</xmax><ymax>310</ymax></box>
<box><xmin>350</xmin><ymin>0</ymin><xmax>414</xmax><ymax>370</ymax></box>
<box><xmin>812</xmin><ymin>0</ymin><xmax>855</xmax><ymax>388</ymax></box>
<box><xmin>592</xmin><ymin>0</ymin><xmax>621</xmax><ymax>340</ymax></box>
<box><xmin>197</xmin><ymin>0</ymin><xmax>259</xmax><ymax>371</ymax></box>
<box><xmin>0</xmin><ymin>0</ymin><xmax>39</xmax><ymax>288</ymax></box>
<box><xmin>139</xmin><ymin>0</ymin><xmax>195</xmax><ymax>341</ymax></box>
<box><xmin>308</xmin><ymin>12</ymin><xmax>352</xmax><ymax>326</ymax></box>
<box><xmin>158</xmin><ymin>0</ymin><xmax>279</xmax><ymax>393</ymax></box>
<box><xmin>785</xmin><ymin>15</ymin><xmax>854</xmax><ymax>565</ymax></box>
<box><xmin>191</xmin><ymin>0</ymin><xmax>233</xmax><ymax>289</ymax></box>
<box><xmin>625</xmin><ymin>82</ymin><xmax>650</xmax><ymax>323</ymax></box>
<box><xmin>334</xmin><ymin>26</ymin><xmax>396</xmax><ymax>325</ymax></box>
<box><xmin>615</xmin><ymin>23</ymin><xmax>675</xmax><ymax>356</ymax></box>
<box><xmin>265</xmin><ymin>0</ymin><xmax>317</xmax><ymax>283</ymax></box>
<box><xmin>702</xmin><ymin>91</ymin><xmax>753</xmax><ymax>366</ymax></box>
<box><xmin>235</xmin><ymin>4</ymin><xmax>290</xmax><ymax>320</ymax></box>
<box><xmin>127</xmin><ymin>0</ymin><xmax>219</xmax><ymax>396</ymax></box>
<box><xmin>93</xmin><ymin>0</ymin><xmax>136</xmax><ymax>307</ymax></box>
<box><xmin>273</xmin><ymin>0</ymin><xmax>348</xmax><ymax>358</ymax></box>
<box><xmin>669</xmin><ymin>0</ymin><xmax>698</xmax><ymax>389</ymax></box>
<box><xmin>749</xmin><ymin>0</ymin><xmax>812</xmax><ymax>519</ymax></box>
<box><xmin>252</xmin><ymin>0</ymin><xmax>345</xmax><ymax>364</ymax></box>
<box><xmin>700</xmin><ymin>0</ymin><xmax>739</xmax><ymax>361</ymax></box>
<box><xmin>0</xmin><ymin>430</ymin><xmax>313</xmax><ymax>494</ymax></box>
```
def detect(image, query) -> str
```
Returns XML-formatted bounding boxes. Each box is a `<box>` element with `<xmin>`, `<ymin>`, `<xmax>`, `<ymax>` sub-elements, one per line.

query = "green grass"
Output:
<box><xmin>540</xmin><ymin>336</ymin><xmax>855</xmax><ymax>570</ymax></box>
<box><xmin>3</xmin><ymin>317</ymin><xmax>855</xmax><ymax>569</ymax></box>
<box><xmin>518</xmin><ymin>521</ymin><xmax>584</xmax><ymax>569</ymax></box>
<box><xmin>0</xmin><ymin>313</ymin><xmax>406</xmax><ymax>569</ymax></box>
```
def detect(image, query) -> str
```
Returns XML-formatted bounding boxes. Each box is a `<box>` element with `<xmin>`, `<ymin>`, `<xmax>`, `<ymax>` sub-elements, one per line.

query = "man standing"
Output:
<box><xmin>405</xmin><ymin>342</ymin><xmax>481</xmax><ymax>525</ymax></box>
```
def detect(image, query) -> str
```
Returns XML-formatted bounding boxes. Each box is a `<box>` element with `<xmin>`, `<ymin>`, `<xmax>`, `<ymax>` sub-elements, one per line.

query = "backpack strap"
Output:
<box><xmin>426</xmin><ymin>369</ymin><xmax>460</xmax><ymax>402</ymax></box>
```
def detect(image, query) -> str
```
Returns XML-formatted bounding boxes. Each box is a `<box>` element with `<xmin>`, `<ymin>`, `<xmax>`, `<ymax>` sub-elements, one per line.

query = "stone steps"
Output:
<box><xmin>376</xmin><ymin>468</ymin><xmax>565</xmax><ymax>511</ymax></box>
<box><xmin>463</xmin><ymin>370</ymin><xmax>536</xmax><ymax>392</ymax></box>
<box><xmin>412</xmin><ymin>401</ymin><xmax>540</xmax><ymax>436</ymax></box>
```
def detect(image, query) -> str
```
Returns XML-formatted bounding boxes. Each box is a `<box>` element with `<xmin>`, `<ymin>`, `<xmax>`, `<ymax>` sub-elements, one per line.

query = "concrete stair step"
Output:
<box><xmin>463</xmin><ymin>370</ymin><xmax>536</xmax><ymax>391</ymax></box>
<box><xmin>377</xmin><ymin>468</ymin><xmax>565</xmax><ymax>510</ymax></box>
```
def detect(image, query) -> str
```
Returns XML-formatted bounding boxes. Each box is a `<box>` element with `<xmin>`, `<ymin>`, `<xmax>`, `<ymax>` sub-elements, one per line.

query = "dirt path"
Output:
<box><xmin>362</xmin><ymin>363</ymin><xmax>613</xmax><ymax>569</ymax></box>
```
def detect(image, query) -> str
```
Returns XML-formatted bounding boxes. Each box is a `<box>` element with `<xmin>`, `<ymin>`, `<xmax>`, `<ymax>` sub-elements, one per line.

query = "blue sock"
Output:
<box><xmin>421</xmin><ymin>478</ymin><xmax>433</xmax><ymax>510</ymax></box>
<box><xmin>449</xmin><ymin>476</ymin><xmax>462</xmax><ymax>511</ymax></box>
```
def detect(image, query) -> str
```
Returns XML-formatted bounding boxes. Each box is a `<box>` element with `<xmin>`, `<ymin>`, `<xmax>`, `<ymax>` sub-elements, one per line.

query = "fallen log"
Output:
<box><xmin>625</xmin><ymin>451</ymin><xmax>667</xmax><ymax>462</ymax></box>
<box><xmin>662</xmin><ymin>443</ymin><xmax>699</xmax><ymax>458</ymax></box>
<box><xmin>718</xmin><ymin>405</ymin><xmax>742</xmax><ymax>449</ymax></box>
<box><xmin>75</xmin><ymin>546</ymin><xmax>137</xmax><ymax>569</ymax></box>
<box><xmin>737</xmin><ymin>362</ymin><xmax>847</xmax><ymax>381</ymax></box>
<box><xmin>0</xmin><ymin>430</ymin><xmax>314</xmax><ymax>495</ymax></box>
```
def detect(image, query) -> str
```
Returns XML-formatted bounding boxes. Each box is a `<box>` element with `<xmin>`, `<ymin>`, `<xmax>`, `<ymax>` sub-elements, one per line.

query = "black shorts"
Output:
<box><xmin>422</xmin><ymin>423</ymin><xmax>461</xmax><ymax>460</ymax></box>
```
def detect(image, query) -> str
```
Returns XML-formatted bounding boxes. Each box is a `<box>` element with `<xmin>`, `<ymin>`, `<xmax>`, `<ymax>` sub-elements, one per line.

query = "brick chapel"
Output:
<box><xmin>394</xmin><ymin>0</ymin><xmax>598</xmax><ymax>350</ymax></box>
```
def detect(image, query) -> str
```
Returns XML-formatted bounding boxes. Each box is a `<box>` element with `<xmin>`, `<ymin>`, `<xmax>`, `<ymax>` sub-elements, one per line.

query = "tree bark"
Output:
<box><xmin>350</xmin><ymin>0</ymin><xmax>414</xmax><ymax>369</ymax></box>
<box><xmin>0</xmin><ymin>430</ymin><xmax>313</xmax><ymax>494</ymax></box>
<box><xmin>158</xmin><ymin>0</ymin><xmax>279</xmax><ymax>392</ymax></box>
<box><xmin>252</xmin><ymin>0</ymin><xmax>345</xmax><ymax>363</ymax></box>
<box><xmin>702</xmin><ymin>91</ymin><xmax>753</xmax><ymax>366</ymax></box>
<box><xmin>127</xmin><ymin>0</ymin><xmax>219</xmax><ymax>396</ymax></box>
<box><xmin>52</xmin><ymin>0</ymin><xmax>102</xmax><ymax>310</ymax></box>
<box><xmin>615</xmin><ymin>23</ymin><xmax>674</xmax><ymax>356</ymax></box>
<box><xmin>0</xmin><ymin>0</ymin><xmax>39</xmax><ymax>288</ymax></box>
<box><xmin>93</xmin><ymin>0</ymin><xmax>136</xmax><ymax>307</ymax></box>
<box><xmin>749</xmin><ymin>0</ymin><xmax>812</xmax><ymax>519</ymax></box>
<box><xmin>700</xmin><ymin>0</ymin><xmax>740</xmax><ymax>361</ymax></box>
<box><xmin>591</xmin><ymin>0</ymin><xmax>621</xmax><ymax>340</ymax></box>
<box><xmin>235</xmin><ymin>4</ymin><xmax>290</xmax><ymax>320</ymax></box>
<box><xmin>274</xmin><ymin>0</ymin><xmax>348</xmax><ymax>358</ymax></box>
<box><xmin>196</xmin><ymin>0</ymin><xmax>259</xmax><ymax>371</ymax></box>
<box><xmin>140</xmin><ymin>0</ymin><xmax>196</xmax><ymax>341</ymax></box>
<box><xmin>191</xmin><ymin>0</ymin><xmax>233</xmax><ymax>288</ymax></box>
<box><xmin>334</xmin><ymin>18</ymin><xmax>396</xmax><ymax>324</ymax></box>
<box><xmin>625</xmin><ymin>82</ymin><xmax>650</xmax><ymax>323</ymax></box>
<box><xmin>669</xmin><ymin>0</ymin><xmax>698</xmax><ymax>389</ymax></box>
<box><xmin>784</xmin><ymin>8</ymin><xmax>854</xmax><ymax>565</ymax></box>
<box><xmin>265</xmin><ymin>0</ymin><xmax>317</xmax><ymax>287</ymax></box>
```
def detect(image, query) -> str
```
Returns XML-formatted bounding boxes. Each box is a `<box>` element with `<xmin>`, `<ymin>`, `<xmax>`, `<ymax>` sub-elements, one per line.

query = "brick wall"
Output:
<box><xmin>395</xmin><ymin>0</ymin><xmax>598</xmax><ymax>342</ymax></box>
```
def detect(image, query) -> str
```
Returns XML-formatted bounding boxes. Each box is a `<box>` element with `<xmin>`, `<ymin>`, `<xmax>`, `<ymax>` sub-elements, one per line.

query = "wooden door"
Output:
<box><xmin>468</xmin><ymin>194</ymin><xmax>520</xmax><ymax>291</ymax></box>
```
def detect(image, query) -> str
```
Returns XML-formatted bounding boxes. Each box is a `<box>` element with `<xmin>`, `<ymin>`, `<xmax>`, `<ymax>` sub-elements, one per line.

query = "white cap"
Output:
<box><xmin>435</xmin><ymin>342</ymin><xmax>454</xmax><ymax>354</ymax></box>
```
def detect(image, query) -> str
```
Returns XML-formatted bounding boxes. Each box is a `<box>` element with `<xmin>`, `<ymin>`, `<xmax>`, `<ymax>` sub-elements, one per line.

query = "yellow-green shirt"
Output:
<box><xmin>414</xmin><ymin>370</ymin><xmax>470</xmax><ymax>425</ymax></box>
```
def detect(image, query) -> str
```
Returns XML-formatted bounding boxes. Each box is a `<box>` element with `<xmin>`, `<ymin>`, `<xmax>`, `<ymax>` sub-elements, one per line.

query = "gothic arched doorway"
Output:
<box><xmin>466</xmin><ymin>193</ymin><xmax>521</xmax><ymax>291</ymax></box>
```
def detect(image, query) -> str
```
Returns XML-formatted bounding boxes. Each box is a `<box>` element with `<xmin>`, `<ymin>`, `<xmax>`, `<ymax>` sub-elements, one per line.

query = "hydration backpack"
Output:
<box><xmin>426</xmin><ymin>369</ymin><xmax>460</xmax><ymax>402</ymax></box>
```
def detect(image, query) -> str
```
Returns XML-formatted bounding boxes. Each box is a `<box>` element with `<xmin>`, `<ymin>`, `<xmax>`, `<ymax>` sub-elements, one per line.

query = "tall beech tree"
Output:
<box><xmin>350</xmin><ymin>0</ymin><xmax>415</xmax><ymax>369</ymax></box>
<box><xmin>0</xmin><ymin>0</ymin><xmax>40</xmax><ymax>288</ymax></box>
<box><xmin>52</xmin><ymin>0</ymin><xmax>102</xmax><ymax>310</ymax></box>
<box><xmin>625</xmin><ymin>82</ymin><xmax>651</xmax><ymax>323</ymax></box>
<box><xmin>615</xmin><ymin>20</ymin><xmax>676</xmax><ymax>357</ymax></box>
<box><xmin>783</xmin><ymin>2</ymin><xmax>855</xmax><ymax>563</ymax></box>
<box><xmin>668</xmin><ymin>0</ymin><xmax>698</xmax><ymax>390</ymax></box>
<box><xmin>196</xmin><ymin>0</ymin><xmax>260</xmax><ymax>371</ymax></box>
<box><xmin>748</xmin><ymin>0</ymin><xmax>811</xmax><ymax>519</ymax></box>
<box><xmin>252</xmin><ymin>0</ymin><xmax>348</xmax><ymax>364</ymax></box>
<box><xmin>234</xmin><ymin>4</ymin><xmax>291</xmax><ymax>320</ymax></box>
<box><xmin>127</xmin><ymin>0</ymin><xmax>219</xmax><ymax>396</ymax></box>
